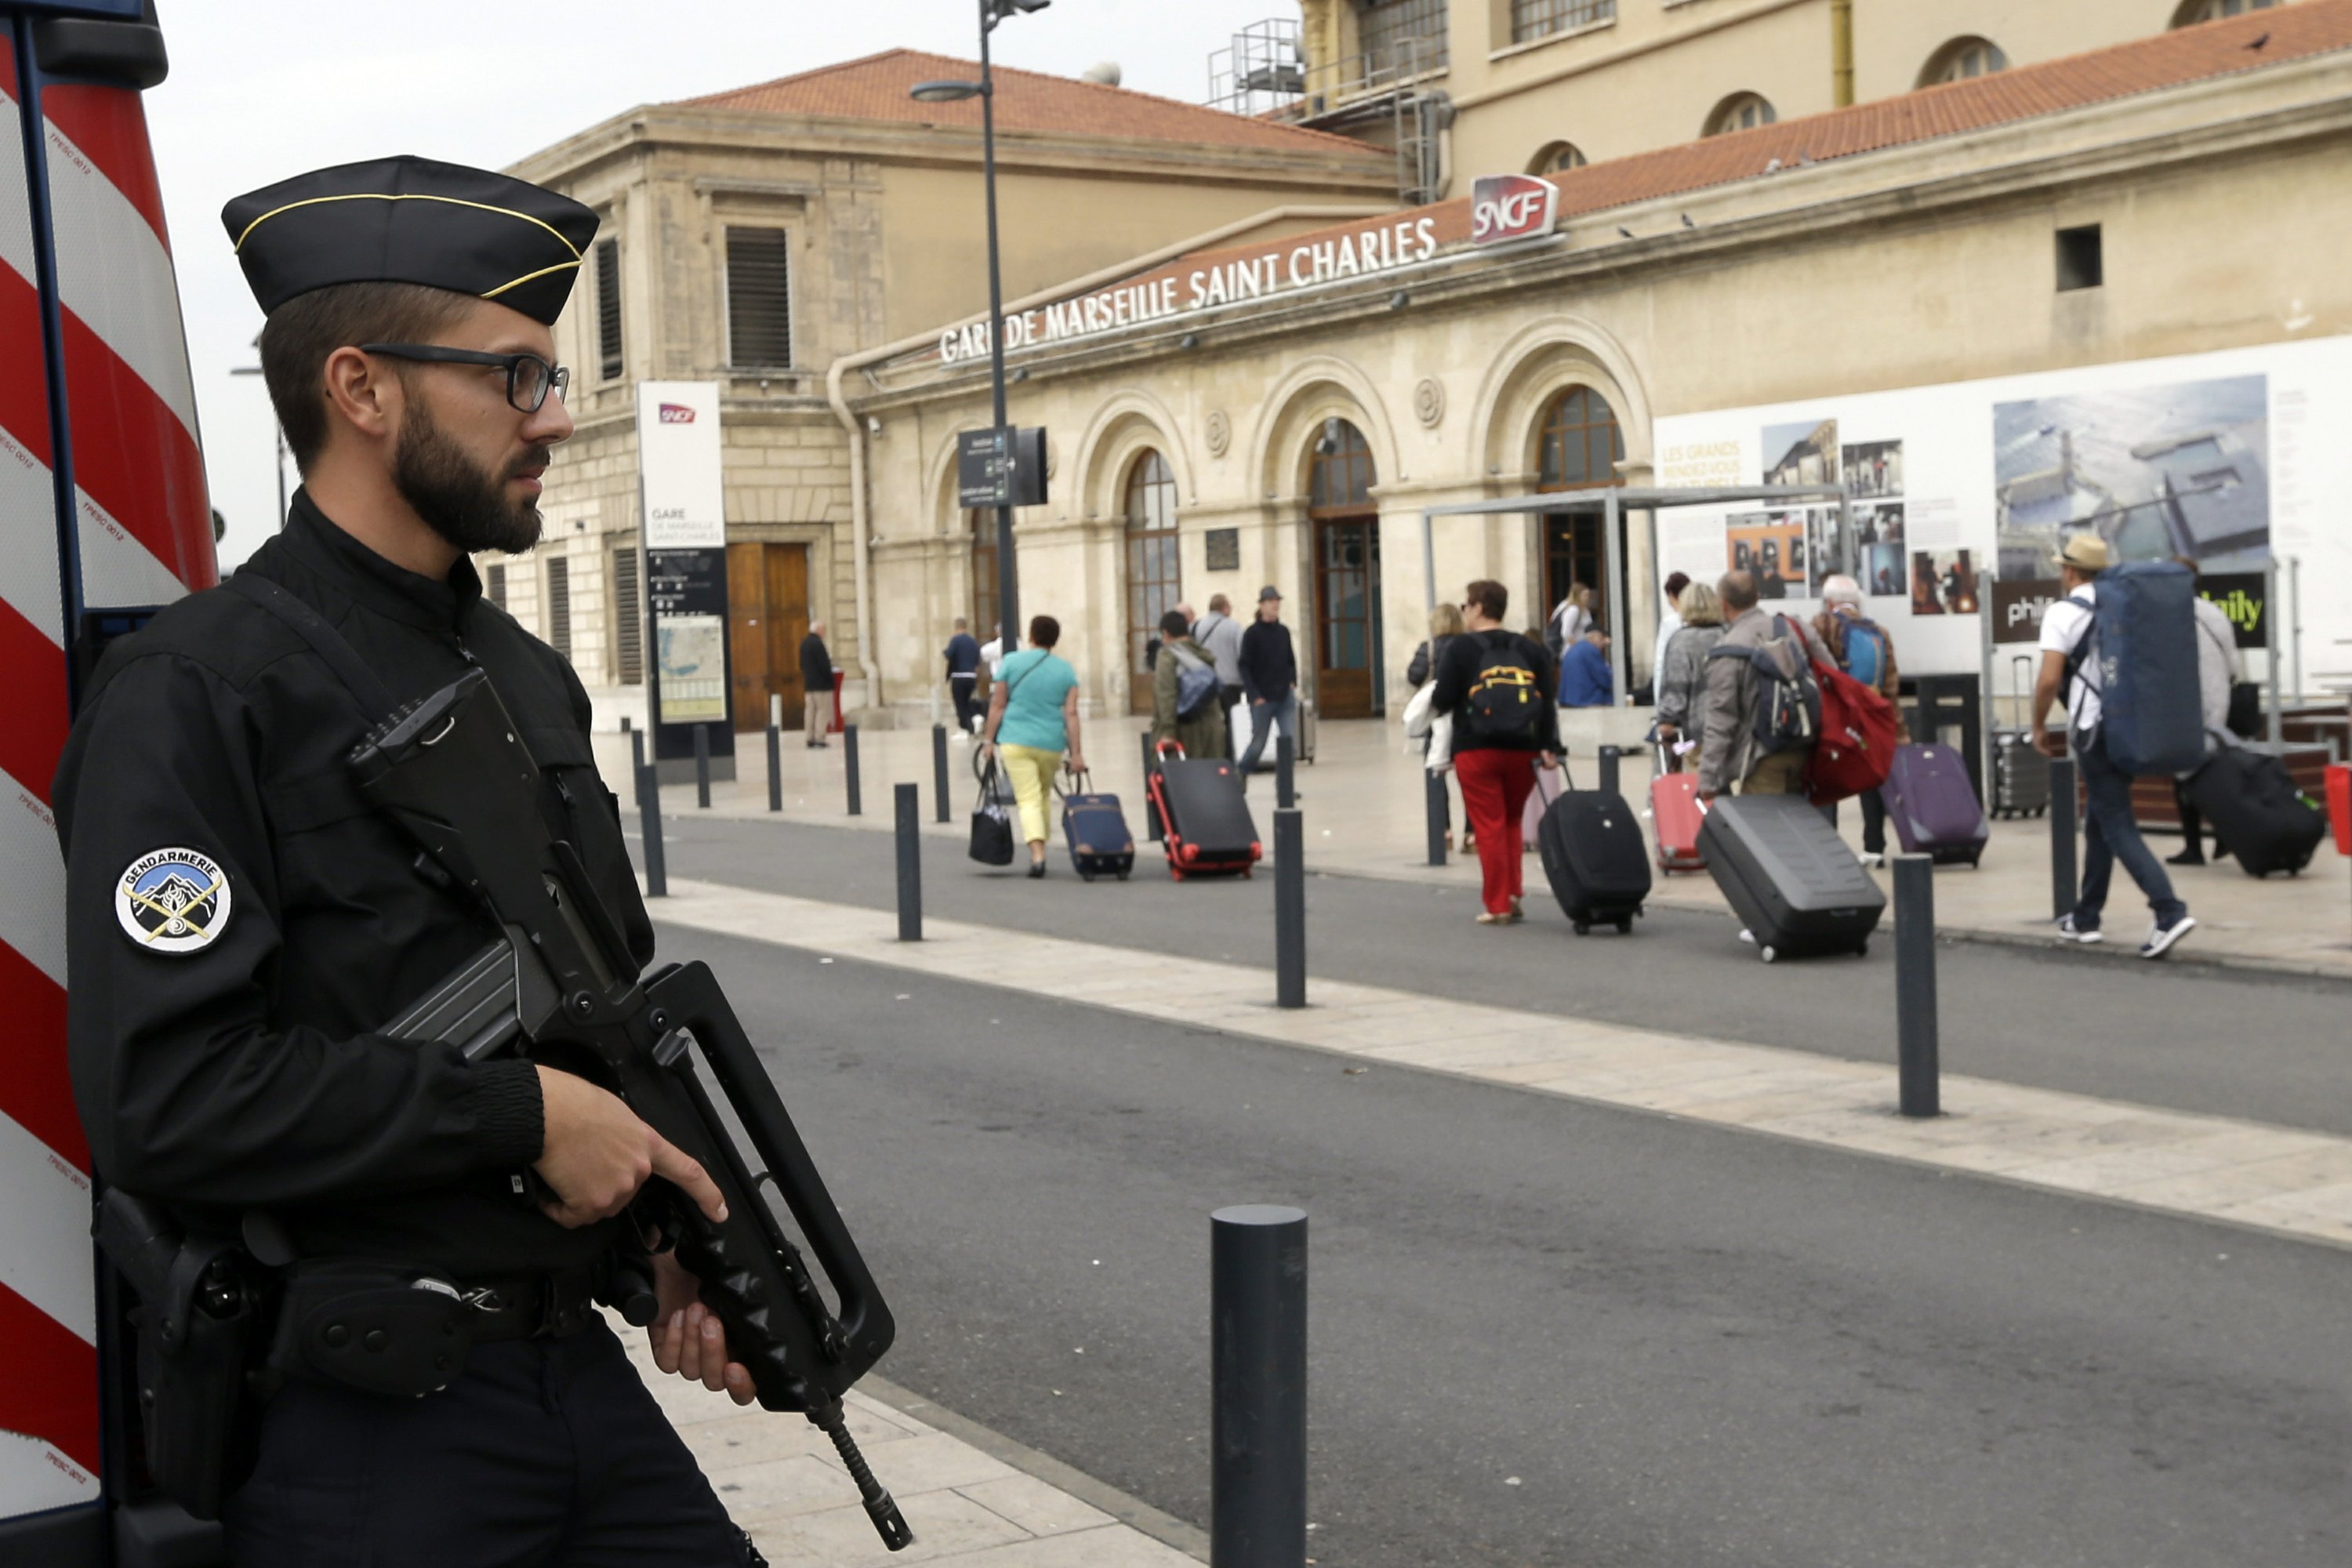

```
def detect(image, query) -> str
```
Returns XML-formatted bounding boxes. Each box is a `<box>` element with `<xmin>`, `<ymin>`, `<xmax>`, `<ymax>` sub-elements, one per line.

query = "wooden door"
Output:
<box><xmin>1313</xmin><ymin>515</ymin><xmax>1380</xmax><ymax>718</ymax></box>
<box><xmin>727</xmin><ymin>542</ymin><xmax>811</xmax><ymax>731</ymax></box>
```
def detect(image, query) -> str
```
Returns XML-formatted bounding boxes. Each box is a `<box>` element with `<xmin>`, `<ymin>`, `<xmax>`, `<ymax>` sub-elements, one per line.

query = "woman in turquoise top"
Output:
<box><xmin>980</xmin><ymin>615</ymin><xmax>1086</xmax><ymax>877</ymax></box>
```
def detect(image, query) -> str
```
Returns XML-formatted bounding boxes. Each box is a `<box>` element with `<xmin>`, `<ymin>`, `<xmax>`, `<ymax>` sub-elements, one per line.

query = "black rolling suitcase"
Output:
<box><xmin>1699</xmin><ymin>794</ymin><xmax>1885</xmax><ymax>962</ymax></box>
<box><xmin>1060</xmin><ymin>771</ymin><xmax>1135</xmax><ymax>881</ymax></box>
<box><xmin>1537</xmin><ymin>791</ymin><xmax>1651</xmax><ymax>935</ymax></box>
<box><xmin>1990</xmin><ymin>655</ymin><xmax>2051</xmax><ymax>818</ymax></box>
<box><xmin>1149</xmin><ymin>741</ymin><xmax>1261</xmax><ymax>880</ymax></box>
<box><xmin>2185</xmin><ymin>745</ymin><xmax>2328</xmax><ymax>878</ymax></box>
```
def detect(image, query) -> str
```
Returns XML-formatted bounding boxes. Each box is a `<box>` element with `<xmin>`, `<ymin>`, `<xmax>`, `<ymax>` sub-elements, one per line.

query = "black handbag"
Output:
<box><xmin>969</xmin><ymin>758</ymin><xmax>1015</xmax><ymax>866</ymax></box>
<box><xmin>2226</xmin><ymin>681</ymin><xmax>2263</xmax><ymax>740</ymax></box>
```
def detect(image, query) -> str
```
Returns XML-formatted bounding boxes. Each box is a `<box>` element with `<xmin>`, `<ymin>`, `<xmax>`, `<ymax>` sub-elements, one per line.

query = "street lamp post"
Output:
<box><xmin>913</xmin><ymin>0</ymin><xmax>1049</xmax><ymax>656</ymax></box>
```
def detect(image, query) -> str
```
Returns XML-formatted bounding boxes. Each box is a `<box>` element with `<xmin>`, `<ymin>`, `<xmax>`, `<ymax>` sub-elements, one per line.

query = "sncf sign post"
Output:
<box><xmin>1471</xmin><ymin>173</ymin><xmax>1558</xmax><ymax>246</ymax></box>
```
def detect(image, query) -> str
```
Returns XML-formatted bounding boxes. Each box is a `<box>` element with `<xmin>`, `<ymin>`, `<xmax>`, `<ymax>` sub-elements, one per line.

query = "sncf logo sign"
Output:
<box><xmin>1471</xmin><ymin>174</ymin><xmax>1558</xmax><ymax>246</ymax></box>
<box><xmin>658</xmin><ymin>403</ymin><xmax>696</xmax><ymax>423</ymax></box>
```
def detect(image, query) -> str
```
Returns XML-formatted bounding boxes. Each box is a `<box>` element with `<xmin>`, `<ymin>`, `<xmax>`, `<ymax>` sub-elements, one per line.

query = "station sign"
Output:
<box><xmin>957</xmin><ymin>426</ymin><xmax>1048</xmax><ymax>509</ymax></box>
<box><xmin>1471</xmin><ymin>173</ymin><xmax>1559</xmax><ymax>246</ymax></box>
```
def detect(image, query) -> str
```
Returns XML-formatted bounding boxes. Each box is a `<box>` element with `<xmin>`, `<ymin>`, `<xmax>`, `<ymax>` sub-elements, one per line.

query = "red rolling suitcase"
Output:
<box><xmin>1650</xmin><ymin>742</ymin><xmax>1706</xmax><ymax>873</ymax></box>
<box><xmin>1148</xmin><ymin>741</ymin><xmax>1261</xmax><ymax>880</ymax></box>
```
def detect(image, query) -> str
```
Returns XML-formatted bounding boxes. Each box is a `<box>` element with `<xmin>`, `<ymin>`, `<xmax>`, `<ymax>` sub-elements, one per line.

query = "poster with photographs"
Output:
<box><xmin>1861</xmin><ymin>543</ymin><xmax>1906</xmax><ymax>599</ymax></box>
<box><xmin>1726</xmin><ymin>510</ymin><xmax>1809</xmax><ymax>599</ymax></box>
<box><xmin>1908</xmin><ymin>550</ymin><xmax>1981</xmax><ymax>618</ymax></box>
<box><xmin>1843</xmin><ymin>440</ymin><xmax>1903</xmax><ymax>500</ymax></box>
<box><xmin>1992</xmin><ymin>372</ymin><xmax>2270</xmax><ymax>579</ymax></box>
<box><xmin>1805</xmin><ymin>508</ymin><xmax>1849</xmax><ymax>583</ymax></box>
<box><xmin>1762</xmin><ymin>418</ymin><xmax>1839</xmax><ymax>487</ymax></box>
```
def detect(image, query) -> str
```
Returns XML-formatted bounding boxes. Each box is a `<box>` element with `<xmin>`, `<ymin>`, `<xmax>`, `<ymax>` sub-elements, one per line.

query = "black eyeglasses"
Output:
<box><xmin>360</xmin><ymin>343</ymin><xmax>571</xmax><ymax>412</ymax></box>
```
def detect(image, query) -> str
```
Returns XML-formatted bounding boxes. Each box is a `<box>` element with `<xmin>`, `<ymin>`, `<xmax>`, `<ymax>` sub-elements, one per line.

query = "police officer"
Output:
<box><xmin>54</xmin><ymin>157</ymin><xmax>761</xmax><ymax>1564</ymax></box>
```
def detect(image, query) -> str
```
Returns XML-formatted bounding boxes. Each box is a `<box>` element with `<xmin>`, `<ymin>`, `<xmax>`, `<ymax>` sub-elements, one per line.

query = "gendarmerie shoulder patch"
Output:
<box><xmin>114</xmin><ymin>848</ymin><xmax>234</xmax><ymax>955</ymax></box>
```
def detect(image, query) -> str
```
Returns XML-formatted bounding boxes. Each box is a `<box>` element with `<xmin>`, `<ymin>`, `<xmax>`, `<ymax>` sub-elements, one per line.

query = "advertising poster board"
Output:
<box><xmin>1650</xmin><ymin>335</ymin><xmax>2352</xmax><ymax>681</ymax></box>
<box><xmin>636</xmin><ymin>381</ymin><xmax>735</xmax><ymax>771</ymax></box>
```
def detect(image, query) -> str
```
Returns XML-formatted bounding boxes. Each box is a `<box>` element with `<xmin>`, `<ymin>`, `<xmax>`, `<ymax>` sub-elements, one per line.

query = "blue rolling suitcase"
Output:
<box><xmin>1060</xmin><ymin>771</ymin><xmax>1134</xmax><ymax>881</ymax></box>
<box><xmin>1881</xmin><ymin>743</ymin><xmax>1990</xmax><ymax>866</ymax></box>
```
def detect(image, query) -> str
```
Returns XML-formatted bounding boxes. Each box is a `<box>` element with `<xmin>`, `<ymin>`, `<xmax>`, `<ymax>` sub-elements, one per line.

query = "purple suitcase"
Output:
<box><xmin>1880</xmin><ymin>743</ymin><xmax>1989</xmax><ymax>866</ymax></box>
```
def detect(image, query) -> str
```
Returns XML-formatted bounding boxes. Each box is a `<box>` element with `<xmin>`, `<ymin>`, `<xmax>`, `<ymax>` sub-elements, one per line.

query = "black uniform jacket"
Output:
<box><xmin>53</xmin><ymin>492</ymin><xmax>653</xmax><ymax>1277</ymax></box>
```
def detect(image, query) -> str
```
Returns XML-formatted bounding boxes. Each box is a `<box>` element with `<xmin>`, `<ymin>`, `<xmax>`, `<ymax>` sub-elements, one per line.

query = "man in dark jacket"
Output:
<box><xmin>53</xmin><ymin>155</ymin><xmax>753</xmax><ymax>1565</ymax></box>
<box><xmin>944</xmin><ymin>616</ymin><xmax>982</xmax><ymax>733</ymax></box>
<box><xmin>801</xmin><ymin>618</ymin><xmax>836</xmax><ymax>746</ymax></box>
<box><xmin>1236</xmin><ymin>585</ymin><xmax>1298</xmax><ymax>779</ymax></box>
<box><xmin>1431</xmin><ymin>579</ymin><xmax>1563</xmax><ymax>922</ymax></box>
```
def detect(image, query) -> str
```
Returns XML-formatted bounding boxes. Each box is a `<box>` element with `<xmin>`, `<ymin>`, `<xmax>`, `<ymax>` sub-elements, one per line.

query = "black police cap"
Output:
<box><xmin>222</xmin><ymin>154</ymin><xmax>598</xmax><ymax>327</ymax></box>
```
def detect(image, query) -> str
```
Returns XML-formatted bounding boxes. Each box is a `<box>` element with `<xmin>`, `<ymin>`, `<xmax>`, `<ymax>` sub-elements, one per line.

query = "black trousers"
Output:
<box><xmin>1217</xmin><ymin>684</ymin><xmax>1244</xmax><ymax>758</ymax></box>
<box><xmin>949</xmin><ymin>673</ymin><xmax>979</xmax><ymax>732</ymax></box>
<box><xmin>223</xmin><ymin>1320</ymin><xmax>748</xmax><ymax>1567</ymax></box>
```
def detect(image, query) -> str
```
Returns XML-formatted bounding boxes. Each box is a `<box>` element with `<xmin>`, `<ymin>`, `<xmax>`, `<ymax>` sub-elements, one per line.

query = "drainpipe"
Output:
<box><xmin>1831</xmin><ymin>0</ymin><xmax>1854</xmax><ymax>107</ymax></box>
<box><xmin>824</xmin><ymin>201</ymin><xmax>1389</xmax><ymax>716</ymax></box>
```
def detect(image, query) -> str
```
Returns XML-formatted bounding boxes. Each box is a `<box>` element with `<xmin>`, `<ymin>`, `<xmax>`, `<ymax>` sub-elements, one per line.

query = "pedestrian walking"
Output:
<box><xmin>1652</xmin><ymin>580</ymin><xmax>1726</xmax><ymax>773</ymax></box>
<box><xmin>980</xmin><ymin>614</ymin><xmax>1085</xmax><ymax>878</ymax></box>
<box><xmin>1696</xmin><ymin>569</ymin><xmax>1831</xmax><ymax>801</ymax></box>
<box><xmin>1406</xmin><ymin>601</ymin><xmax>1466</xmax><ymax>850</ymax></box>
<box><xmin>1151</xmin><ymin>609</ymin><xmax>1225</xmax><ymax>760</ymax></box>
<box><xmin>1545</xmin><ymin>582</ymin><xmax>1595</xmax><ymax>659</ymax></box>
<box><xmin>2031</xmin><ymin>535</ymin><xmax>2198</xmax><ymax>956</ymax></box>
<box><xmin>1813</xmin><ymin>574</ymin><xmax>1900</xmax><ymax>866</ymax></box>
<box><xmin>1236</xmin><ymin>586</ymin><xmax>1298</xmax><ymax>781</ymax></box>
<box><xmin>1192</xmin><ymin>593</ymin><xmax>1247</xmax><ymax>757</ymax></box>
<box><xmin>800</xmin><ymin>618</ymin><xmax>836</xmax><ymax>746</ymax></box>
<box><xmin>2171</xmin><ymin>557</ymin><xmax>2241</xmax><ymax>867</ymax></box>
<box><xmin>944</xmin><ymin>616</ymin><xmax>982</xmax><ymax>735</ymax></box>
<box><xmin>1432</xmin><ymin>579</ymin><xmax>1564</xmax><ymax>924</ymax></box>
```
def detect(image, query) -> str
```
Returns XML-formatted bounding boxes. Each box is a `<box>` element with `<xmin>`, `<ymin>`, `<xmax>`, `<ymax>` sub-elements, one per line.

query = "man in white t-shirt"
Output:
<box><xmin>2028</xmin><ymin>533</ymin><xmax>2194</xmax><ymax>958</ymax></box>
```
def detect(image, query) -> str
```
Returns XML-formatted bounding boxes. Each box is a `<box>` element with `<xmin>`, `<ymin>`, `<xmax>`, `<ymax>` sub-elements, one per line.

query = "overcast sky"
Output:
<box><xmin>146</xmin><ymin>0</ymin><xmax>1296</xmax><ymax>568</ymax></box>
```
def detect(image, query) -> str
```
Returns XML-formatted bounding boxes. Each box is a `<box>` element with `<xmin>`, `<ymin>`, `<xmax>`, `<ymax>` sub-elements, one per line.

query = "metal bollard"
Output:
<box><xmin>895</xmin><ymin>783</ymin><xmax>922</xmax><ymax>942</ymax></box>
<box><xmin>933</xmin><ymin>724</ymin><xmax>952</xmax><ymax>825</ymax></box>
<box><xmin>1211</xmin><ymin>1205</ymin><xmax>1308</xmax><ymax>1568</ymax></box>
<box><xmin>1893</xmin><ymin>854</ymin><xmax>1940</xmax><ymax>1117</ymax></box>
<box><xmin>1275</xmin><ymin>809</ymin><xmax>1305</xmax><ymax>1010</ymax></box>
<box><xmin>629</xmin><ymin>725</ymin><xmax>646</xmax><ymax>806</ymax></box>
<box><xmin>2049</xmin><ymin>756</ymin><xmax>2078</xmax><ymax>922</ymax></box>
<box><xmin>1143</xmin><ymin>731</ymin><xmax>1164</xmax><ymax>842</ymax></box>
<box><xmin>1276</xmin><ymin>734</ymin><xmax>1295</xmax><ymax>810</ymax></box>
<box><xmin>844</xmin><ymin>724</ymin><xmax>862</xmax><ymax>818</ymax></box>
<box><xmin>692</xmin><ymin>724</ymin><xmax>711</xmax><ymax>809</ymax></box>
<box><xmin>767</xmin><ymin>723</ymin><xmax>782</xmax><ymax>813</ymax></box>
<box><xmin>636</xmin><ymin>763</ymin><xmax>666</xmax><ymax>898</ymax></box>
<box><xmin>1425</xmin><ymin>768</ymin><xmax>1448</xmax><ymax>866</ymax></box>
<box><xmin>1597</xmin><ymin>744</ymin><xmax>1621</xmax><ymax>798</ymax></box>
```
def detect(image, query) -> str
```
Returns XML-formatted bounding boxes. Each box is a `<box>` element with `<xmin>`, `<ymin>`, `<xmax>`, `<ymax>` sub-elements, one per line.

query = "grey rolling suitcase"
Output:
<box><xmin>1991</xmin><ymin>655</ymin><xmax>2051</xmax><ymax>818</ymax></box>
<box><xmin>1698</xmin><ymin>794</ymin><xmax>1885</xmax><ymax>962</ymax></box>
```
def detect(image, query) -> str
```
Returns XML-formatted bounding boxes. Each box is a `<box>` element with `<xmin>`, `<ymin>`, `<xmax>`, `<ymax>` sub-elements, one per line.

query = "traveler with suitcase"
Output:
<box><xmin>2030</xmin><ymin>536</ymin><xmax>2198</xmax><ymax>956</ymax></box>
<box><xmin>1652</xmin><ymin>579</ymin><xmax>1726</xmax><ymax>775</ymax></box>
<box><xmin>1812</xmin><ymin>575</ymin><xmax>1902</xmax><ymax>865</ymax></box>
<box><xmin>1695</xmin><ymin>569</ymin><xmax>1832</xmax><ymax>802</ymax></box>
<box><xmin>2171</xmin><ymin>558</ymin><xmax>2242</xmax><ymax>866</ymax></box>
<box><xmin>979</xmin><ymin>614</ymin><xmax>1086</xmax><ymax>879</ymax></box>
<box><xmin>1152</xmin><ymin>608</ymin><xmax>1227</xmax><ymax>760</ymax></box>
<box><xmin>1431</xmin><ymin>579</ymin><xmax>1564</xmax><ymax>924</ymax></box>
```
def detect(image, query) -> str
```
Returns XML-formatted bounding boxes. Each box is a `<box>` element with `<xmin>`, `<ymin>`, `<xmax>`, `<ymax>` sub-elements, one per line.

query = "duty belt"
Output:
<box><xmin>462</xmin><ymin>1269</ymin><xmax>604</xmax><ymax>1341</ymax></box>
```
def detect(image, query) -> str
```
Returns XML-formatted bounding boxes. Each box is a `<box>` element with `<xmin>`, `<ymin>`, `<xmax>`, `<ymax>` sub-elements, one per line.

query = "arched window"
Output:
<box><xmin>1308</xmin><ymin>419</ymin><xmax>1375</xmax><ymax>509</ymax></box>
<box><xmin>1124</xmin><ymin>451</ymin><xmax>1180</xmax><ymax>713</ymax></box>
<box><xmin>1534</xmin><ymin>387</ymin><xmax>1625</xmax><ymax>640</ymax></box>
<box><xmin>1919</xmin><ymin>36</ymin><xmax>2009</xmax><ymax>86</ymax></box>
<box><xmin>1704</xmin><ymin>92</ymin><xmax>1776</xmax><ymax>137</ymax></box>
<box><xmin>968</xmin><ymin>510</ymin><xmax>998</xmax><ymax>643</ymax></box>
<box><xmin>2171</xmin><ymin>0</ymin><xmax>2277</xmax><ymax>26</ymax></box>
<box><xmin>1529</xmin><ymin>140</ymin><xmax>1588</xmax><ymax>176</ymax></box>
<box><xmin>1535</xmin><ymin>386</ymin><xmax>1624</xmax><ymax>491</ymax></box>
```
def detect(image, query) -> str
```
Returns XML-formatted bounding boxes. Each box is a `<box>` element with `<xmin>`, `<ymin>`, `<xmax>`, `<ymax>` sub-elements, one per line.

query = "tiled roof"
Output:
<box><xmin>1540</xmin><ymin>0</ymin><xmax>2352</xmax><ymax>223</ymax></box>
<box><xmin>671</xmin><ymin>48</ymin><xmax>1391</xmax><ymax>162</ymax></box>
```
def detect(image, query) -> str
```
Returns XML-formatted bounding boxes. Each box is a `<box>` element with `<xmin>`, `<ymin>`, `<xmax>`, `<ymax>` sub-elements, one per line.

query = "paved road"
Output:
<box><xmin>661</xmin><ymin>921</ymin><xmax>2352</xmax><ymax>1568</ymax></box>
<box><xmin>639</xmin><ymin>813</ymin><xmax>2352</xmax><ymax>1138</ymax></box>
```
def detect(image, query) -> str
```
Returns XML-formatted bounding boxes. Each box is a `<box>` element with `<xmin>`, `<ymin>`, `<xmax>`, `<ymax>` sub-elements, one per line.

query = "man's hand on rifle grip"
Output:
<box><xmin>532</xmin><ymin>1066</ymin><xmax>731</xmax><ymax>1229</ymax></box>
<box><xmin>651</xmin><ymin>1252</ymin><xmax>757</xmax><ymax>1404</ymax></box>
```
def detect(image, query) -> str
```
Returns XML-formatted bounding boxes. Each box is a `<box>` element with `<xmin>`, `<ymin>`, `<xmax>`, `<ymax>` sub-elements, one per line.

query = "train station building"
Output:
<box><xmin>504</xmin><ymin>1</ymin><xmax>2352</xmax><ymax>728</ymax></box>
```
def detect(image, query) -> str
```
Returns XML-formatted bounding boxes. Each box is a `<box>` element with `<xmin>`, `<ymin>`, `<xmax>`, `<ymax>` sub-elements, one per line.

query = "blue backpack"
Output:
<box><xmin>1166</xmin><ymin>643</ymin><xmax>1220</xmax><ymax>719</ymax></box>
<box><xmin>1837</xmin><ymin>619</ymin><xmax>1889</xmax><ymax>692</ymax></box>
<box><xmin>2062</xmin><ymin>560</ymin><xmax>2204</xmax><ymax>775</ymax></box>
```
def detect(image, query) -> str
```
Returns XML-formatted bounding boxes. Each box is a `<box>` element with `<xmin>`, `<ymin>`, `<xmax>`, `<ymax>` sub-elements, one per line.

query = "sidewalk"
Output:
<box><xmin>597</xmin><ymin>712</ymin><xmax>2352</xmax><ymax>978</ymax></box>
<box><xmin>619</xmin><ymin>1327</ymin><xmax>1203</xmax><ymax>1566</ymax></box>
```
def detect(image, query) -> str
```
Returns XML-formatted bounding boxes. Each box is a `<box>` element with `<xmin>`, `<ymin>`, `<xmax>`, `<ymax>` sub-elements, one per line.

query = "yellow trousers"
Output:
<box><xmin>1000</xmin><ymin>743</ymin><xmax>1062</xmax><ymax>847</ymax></box>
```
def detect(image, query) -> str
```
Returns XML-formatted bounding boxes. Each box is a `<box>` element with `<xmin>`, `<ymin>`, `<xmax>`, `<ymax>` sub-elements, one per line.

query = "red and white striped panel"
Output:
<box><xmin>0</xmin><ymin>37</ymin><xmax>212</xmax><ymax>1522</ymax></box>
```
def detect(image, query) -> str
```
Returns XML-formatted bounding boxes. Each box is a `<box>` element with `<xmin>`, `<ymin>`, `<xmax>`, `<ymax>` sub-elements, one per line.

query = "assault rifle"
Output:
<box><xmin>354</xmin><ymin>668</ymin><xmax>912</xmax><ymax>1550</ymax></box>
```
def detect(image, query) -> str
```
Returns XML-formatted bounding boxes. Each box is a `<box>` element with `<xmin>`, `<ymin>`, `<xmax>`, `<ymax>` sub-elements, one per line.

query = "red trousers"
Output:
<box><xmin>1454</xmin><ymin>748</ymin><xmax>1540</xmax><ymax>915</ymax></box>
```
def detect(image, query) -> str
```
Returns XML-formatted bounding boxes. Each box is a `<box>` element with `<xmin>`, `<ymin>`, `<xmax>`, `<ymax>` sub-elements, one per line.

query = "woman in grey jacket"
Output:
<box><xmin>1651</xmin><ymin>581</ymin><xmax>1726</xmax><ymax>773</ymax></box>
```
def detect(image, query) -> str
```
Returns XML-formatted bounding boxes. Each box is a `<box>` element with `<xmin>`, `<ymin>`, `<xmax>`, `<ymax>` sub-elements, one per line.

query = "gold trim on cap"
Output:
<box><xmin>481</xmin><ymin>260</ymin><xmax>583</xmax><ymax>299</ymax></box>
<box><xmin>233</xmin><ymin>192</ymin><xmax>583</xmax><ymax>257</ymax></box>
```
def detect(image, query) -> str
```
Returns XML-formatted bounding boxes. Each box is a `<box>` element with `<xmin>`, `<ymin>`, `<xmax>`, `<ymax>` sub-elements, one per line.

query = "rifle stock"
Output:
<box><xmin>358</xmin><ymin>670</ymin><xmax>911</xmax><ymax>1549</ymax></box>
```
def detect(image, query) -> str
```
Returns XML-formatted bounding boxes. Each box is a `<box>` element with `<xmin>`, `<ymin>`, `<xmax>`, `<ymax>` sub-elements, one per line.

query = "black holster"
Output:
<box><xmin>96</xmin><ymin>1189</ymin><xmax>267</xmax><ymax>1522</ymax></box>
<box><xmin>266</xmin><ymin>1260</ymin><xmax>478</xmax><ymax>1399</ymax></box>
